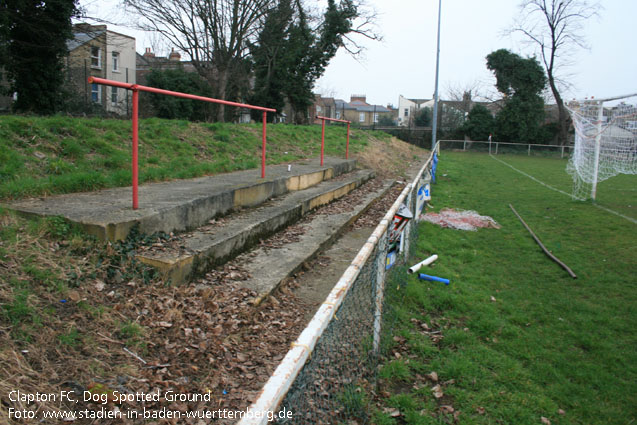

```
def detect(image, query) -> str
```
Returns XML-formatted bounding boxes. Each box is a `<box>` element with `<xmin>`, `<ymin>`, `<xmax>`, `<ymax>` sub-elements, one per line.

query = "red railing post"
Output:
<box><xmin>262</xmin><ymin>111</ymin><xmax>267</xmax><ymax>179</ymax></box>
<box><xmin>132</xmin><ymin>88</ymin><xmax>139</xmax><ymax>210</ymax></box>
<box><xmin>320</xmin><ymin>118</ymin><xmax>326</xmax><ymax>166</ymax></box>
<box><xmin>346</xmin><ymin>122</ymin><xmax>350</xmax><ymax>160</ymax></box>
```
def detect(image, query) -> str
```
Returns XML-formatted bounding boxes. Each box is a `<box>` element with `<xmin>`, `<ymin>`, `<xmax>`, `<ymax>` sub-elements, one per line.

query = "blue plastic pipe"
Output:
<box><xmin>419</xmin><ymin>273</ymin><xmax>450</xmax><ymax>285</ymax></box>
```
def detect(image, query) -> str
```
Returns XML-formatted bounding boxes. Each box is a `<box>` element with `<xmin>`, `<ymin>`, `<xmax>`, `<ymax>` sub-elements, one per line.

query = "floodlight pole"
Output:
<box><xmin>431</xmin><ymin>0</ymin><xmax>442</xmax><ymax>151</ymax></box>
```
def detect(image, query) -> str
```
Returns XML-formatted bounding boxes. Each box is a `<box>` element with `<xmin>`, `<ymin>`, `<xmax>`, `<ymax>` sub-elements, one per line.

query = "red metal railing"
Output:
<box><xmin>88</xmin><ymin>77</ymin><xmax>276</xmax><ymax>209</ymax></box>
<box><xmin>316</xmin><ymin>115</ymin><xmax>351</xmax><ymax>166</ymax></box>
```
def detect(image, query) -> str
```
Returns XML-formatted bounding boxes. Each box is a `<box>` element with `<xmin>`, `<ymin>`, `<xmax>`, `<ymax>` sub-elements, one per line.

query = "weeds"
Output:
<box><xmin>58</xmin><ymin>327</ymin><xmax>82</xmax><ymax>347</ymax></box>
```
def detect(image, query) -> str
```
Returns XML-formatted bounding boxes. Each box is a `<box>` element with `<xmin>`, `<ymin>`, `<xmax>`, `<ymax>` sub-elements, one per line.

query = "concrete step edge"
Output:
<box><xmin>137</xmin><ymin>169</ymin><xmax>375</xmax><ymax>284</ymax></box>
<box><xmin>5</xmin><ymin>158</ymin><xmax>357</xmax><ymax>241</ymax></box>
<box><xmin>245</xmin><ymin>178</ymin><xmax>396</xmax><ymax>305</ymax></box>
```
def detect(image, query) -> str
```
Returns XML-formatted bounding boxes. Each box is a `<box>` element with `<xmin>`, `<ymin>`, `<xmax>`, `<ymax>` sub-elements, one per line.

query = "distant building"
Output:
<box><xmin>312</xmin><ymin>96</ymin><xmax>337</xmax><ymax>123</ymax></box>
<box><xmin>333</xmin><ymin>95</ymin><xmax>394</xmax><ymax>126</ymax></box>
<box><xmin>66</xmin><ymin>24</ymin><xmax>136</xmax><ymax>116</ymax></box>
<box><xmin>397</xmin><ymin>95</ymin><xmax>433</xmax><ymax>126</ymax></box>
<box><xmin>136</xmin><ymin>47</ymin><xmax>197</xmax><ymax>85</ymax></box>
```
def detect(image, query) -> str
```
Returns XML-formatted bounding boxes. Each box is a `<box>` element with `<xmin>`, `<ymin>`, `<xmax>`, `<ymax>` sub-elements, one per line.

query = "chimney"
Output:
<box><xmin>350</xmin><ymin>94</ymin><xmax>367</xmax><ymax>104</ymax></box>
<box><xmin>169</xmin><ymin>48</ymin><xmax>181</xmax><ymax>61</ymax></box>
<box><xmin>143</xmin><ymin>47</ymin><xmax>155</xmax><ymax>58</ymax></box>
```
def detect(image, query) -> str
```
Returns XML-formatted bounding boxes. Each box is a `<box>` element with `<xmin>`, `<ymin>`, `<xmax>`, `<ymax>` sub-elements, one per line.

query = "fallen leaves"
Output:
<box><xmin>432</xmin><ymin>384</ymin><xmax>444</xmax><ymax>399</ymax></box>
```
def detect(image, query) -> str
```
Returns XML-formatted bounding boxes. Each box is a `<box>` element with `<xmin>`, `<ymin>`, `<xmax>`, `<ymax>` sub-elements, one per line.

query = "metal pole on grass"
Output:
<box><xmin>132</xmin><ymin>89</ymin><xmax>139</xmax><ymax>210</ymax></box>
<box><xmin>262</xmin><ymin>111</ymin><xmax>267</xmax><ymax>179</ymax></box>
<box><xmin>431</xmin><ymin>0</ymin><xmax>442</xmax><ymax>151</ymax></box>
<box><xmin>320</xmin><ymin>118</ymin><xmax>326</xmax><ymax>166</ymax></box>
<box><xmin>346</xmin><ymin>122</ymin><xmax>350</xmax><ymax>159</ymax></box>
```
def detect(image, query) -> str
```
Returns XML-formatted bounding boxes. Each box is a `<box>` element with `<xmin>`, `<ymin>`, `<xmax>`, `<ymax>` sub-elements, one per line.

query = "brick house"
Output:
<box><xmin>66</xmin><ymin>24</ymin><xmax>136</xmax><ymax>115</ymax></box>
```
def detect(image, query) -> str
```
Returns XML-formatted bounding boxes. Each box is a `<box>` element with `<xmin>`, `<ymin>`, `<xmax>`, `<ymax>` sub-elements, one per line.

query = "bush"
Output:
<box><xmin>463</xmin><ymin>104</ymin><xmax>494</xmax><ymax>141</ymax></box>
<box><xmin>146</xmin><ymin>68</ymin><xmax>213</xmax><ymax>121</ymax></box>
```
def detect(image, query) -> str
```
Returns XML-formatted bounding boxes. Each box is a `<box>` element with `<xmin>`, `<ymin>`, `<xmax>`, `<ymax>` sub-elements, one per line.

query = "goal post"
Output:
<box><xmin>566</xmin><ymin>93</ymin><xmax>637</xmax><ymax>200</ymax></box>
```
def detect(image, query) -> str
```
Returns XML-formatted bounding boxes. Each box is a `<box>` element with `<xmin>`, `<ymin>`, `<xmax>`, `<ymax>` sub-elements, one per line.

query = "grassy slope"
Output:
<box><xmin>0</xmin><ymin>115</ymin><xmax>387</xmax><ymax>200</ymax></box>
<box><xmin>375</xmin><ymin>152</ymin><xmax>636</xmax><ymax>425</ymax></box>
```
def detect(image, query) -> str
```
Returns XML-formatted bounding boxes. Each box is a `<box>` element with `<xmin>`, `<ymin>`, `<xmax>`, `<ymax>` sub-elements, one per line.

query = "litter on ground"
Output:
<box><xmin>421</xmin><ymin>208</ymin><xmax>500</xmax><ymax>231</ymax></box>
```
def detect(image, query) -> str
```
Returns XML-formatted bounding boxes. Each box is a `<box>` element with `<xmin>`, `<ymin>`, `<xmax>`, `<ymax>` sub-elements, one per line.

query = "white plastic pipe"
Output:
<box><xmin>407</xmin><ymin>254</ymin><xmax>438</xmax><ymax>274</ymax></box>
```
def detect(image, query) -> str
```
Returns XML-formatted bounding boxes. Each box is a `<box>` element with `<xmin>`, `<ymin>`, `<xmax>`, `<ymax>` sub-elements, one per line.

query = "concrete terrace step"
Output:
<box><xmin>5</xmin><ymin>157</ymin><xmax>356</xmax><ymax>241</ymax></box>
<box><xmin>137</xmin><ymin>169</ymin><xmax>376</xmax><ymax>284</ymax></box>
<box><xmin>241</xmin><ymin>177</ymin><xmax>395</xmax><ymax>305</ymax></box>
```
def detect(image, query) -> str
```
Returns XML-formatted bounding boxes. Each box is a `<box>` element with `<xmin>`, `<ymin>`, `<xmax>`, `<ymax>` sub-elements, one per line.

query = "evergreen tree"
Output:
<box><xmin>249</xmin><ymin>0</ymin><xmax>298</xmax><ymax>122</ymax></box>
<box><xmin>463</xmin><ymin>104</ymin><xmax>494</xmax><ymax>141</ymax></box>
<box><xmin>2</xmin><ymin>0</ymin><xmax>78</xmax><ymax>114</ymax></box>
<box><xmin>251</xmin><ymin>0</ymin><xmax>363</xmax><ymax>124</ymax></box>
<box><xmin>486</xmin><ymin>49</ymin><xmax>546</xmax><ymax>143</ymax></box>
<box><xmin>413</xmin><ymin>107</ymin><xmax>432</xmax><ymax>127</ymax></box>
<box><xmin>146</xmin><ymin>68</ymin><xmax>213</xmax><ymax>121</ymax></box>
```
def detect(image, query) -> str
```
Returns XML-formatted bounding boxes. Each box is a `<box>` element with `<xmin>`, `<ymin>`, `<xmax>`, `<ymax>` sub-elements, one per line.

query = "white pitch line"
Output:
<box><xmin>489</xmin><ymin>154</ymin><xmax>637</xmax><ymax>225</ymax></box>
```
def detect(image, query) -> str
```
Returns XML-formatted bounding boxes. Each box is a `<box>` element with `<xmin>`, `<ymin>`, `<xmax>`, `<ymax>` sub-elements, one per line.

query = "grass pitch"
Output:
<box><xmin>375</xmin><ymin>151</ymin><xmax>636</xmax><ymax>425</ymax></box>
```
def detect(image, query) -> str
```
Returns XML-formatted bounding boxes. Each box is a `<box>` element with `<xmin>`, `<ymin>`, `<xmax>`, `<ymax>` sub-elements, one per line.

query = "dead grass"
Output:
<box><xmin>355</xmin><ymin>134</ymin><xmax>428</xmax><ymax>179</ymax></box>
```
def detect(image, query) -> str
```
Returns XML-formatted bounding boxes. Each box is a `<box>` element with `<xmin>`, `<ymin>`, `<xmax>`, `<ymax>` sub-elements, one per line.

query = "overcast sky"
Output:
<box><xmin>84</xmin><ymin>0</ymin><xmax>637</xmax><ymax>107</ymax></box>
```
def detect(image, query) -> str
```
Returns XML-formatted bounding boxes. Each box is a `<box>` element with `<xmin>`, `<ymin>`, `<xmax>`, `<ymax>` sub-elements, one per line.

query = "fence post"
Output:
<box><xmin>372</xmin><ymin>230</ymin><xmax>388</xmax><ymax>354</ymax></box>
<box><xmin>346</xmin><ymin>122</ymin><xmax>350</xmax><ymax>159</ymax></box>
<box><xmin>528</xmin><ymin>144</ymin><xmax>531</xmax><ymax>156</ymax></box>
<box><xmin>561</xmin><ymin>146</ymin><xmax>565</xmax><ymax>158</ymax></box>
<box><xmin>132</xmin><ymin>88</ymin><xmax>139</xmax><ymax>210</ymax></box>
<box><xmin>495</xmin><ymin>142</ymin><xmax>499</xmax><ymax>155</ymax></box>
<box><xmin>320</xmin><ymin>118</ymin><xmax>326</xmax><ymax>166</ymax></box>
<box><xmin>463</xmin><ymin>140</ymin><xmax>466</xmax><ymax>151</ymax></box>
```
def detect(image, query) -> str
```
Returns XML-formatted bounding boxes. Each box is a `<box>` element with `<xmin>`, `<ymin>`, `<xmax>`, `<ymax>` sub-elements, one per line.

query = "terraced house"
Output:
<box><xmin>65</xmin><ymin>24</ymin><xmax>136</xmax><ymax>116</ymax></box>
<box><xmin>334</xmin><ymin>95</ymin><xmax>396</xmax><ymax>126</ymax></box>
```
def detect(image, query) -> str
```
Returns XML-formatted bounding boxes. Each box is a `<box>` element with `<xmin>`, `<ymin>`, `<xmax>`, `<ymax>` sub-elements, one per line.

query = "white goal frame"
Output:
<box><xmin>566</xmin><ymin>92</ymin><xmax>637</xmax><ymax>200</ymax></box>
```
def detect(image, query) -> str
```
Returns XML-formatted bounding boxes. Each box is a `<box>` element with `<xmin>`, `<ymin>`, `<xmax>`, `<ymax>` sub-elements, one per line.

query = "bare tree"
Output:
<box><xmin>511</xmin><ymin>0</ymin><xmax>600</xmax><ymax>145</ymax></box>
<box><xmin>338</xmin><ymin>0</ymin><xmax>382</xmax><ymax>55</ymax></box>
<box><xmin>123</xmin><ymin>0</ymin><xmax>274</xmax><ymax>121</ymax></box>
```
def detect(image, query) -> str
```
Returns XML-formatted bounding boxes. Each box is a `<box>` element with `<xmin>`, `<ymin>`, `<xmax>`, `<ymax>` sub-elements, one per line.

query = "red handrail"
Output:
<box><xmin>88</xmin><ymin>76</ymin><xmax>276</xmax><ymax>209</ymax></box>
<box><xmin>316</xmin><ymin>115</ymin><xmax>351</xmax><ymax>166</ymax></box>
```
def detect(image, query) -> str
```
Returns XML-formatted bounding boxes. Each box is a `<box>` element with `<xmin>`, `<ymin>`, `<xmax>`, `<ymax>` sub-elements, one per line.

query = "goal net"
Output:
<box><xmin>566</xmin><ymin>93</ymin><xmax>637</xmax><ymax>200</ymax></box>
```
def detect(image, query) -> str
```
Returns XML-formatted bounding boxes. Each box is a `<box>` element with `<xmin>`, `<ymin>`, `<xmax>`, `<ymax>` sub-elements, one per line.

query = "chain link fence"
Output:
<box><xmin>237</xmin><ymin>145</ymin><xmax>439</xmax><ymax>425</ymax></box>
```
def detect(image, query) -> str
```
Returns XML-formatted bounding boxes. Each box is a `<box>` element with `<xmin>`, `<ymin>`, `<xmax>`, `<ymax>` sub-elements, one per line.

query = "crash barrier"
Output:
<box><xmin>87</xmin><ymin>77</ymin><xmax>276</xmax><ymax>209</ymax></box>
<box><xmin>316</xmin><ymin>115</ymin><xmax>351</xmax><ymax>166</ymax></box>
<box><xmin>237</xmin><ymin>143</ymin><xmax>441</xmax><ymax>425</ymax></box>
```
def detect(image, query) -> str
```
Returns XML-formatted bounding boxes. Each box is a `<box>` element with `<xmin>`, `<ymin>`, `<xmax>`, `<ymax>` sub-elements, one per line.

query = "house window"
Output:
<box><xmin>336</xmin><ymin>111</ymin><xmax>341</xmax><ymax>119</ymax></box>
<box><xmin>404</xmin><ymin>108</ymin><xmax>409</xmax><ymax>117</ymax></box>
<box><xmin>112</xmin><ymin>52</ymin><xmax>119</xmax><ymax>71</ymax></box>
<box><xmin>359</xmin><ymin>112</ymin><xmax>365</xmax><ymax>122</ymax></box>
<box><xmin>91</xmin><ymin>47</ymin><xmax>101</xmax><ymax>68</ymax></box>
<box><xmin>316</xmin><ymin>105</ymin><xmax>322</xmax><ymax>113</ymax></box>
<box><xmin>111</xmin><ymin>86</ymin><xmax>118</xmax><ymax>105</ymax></box>
<box><xmin>91</xmin><ymin>83</ymin><xmax>101</xmax><ymax>103</ymax></box>
<box><xmin>374</xmin><ymin>113</ymin><xmax>379</xmax><ymax>123</ymax></box>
